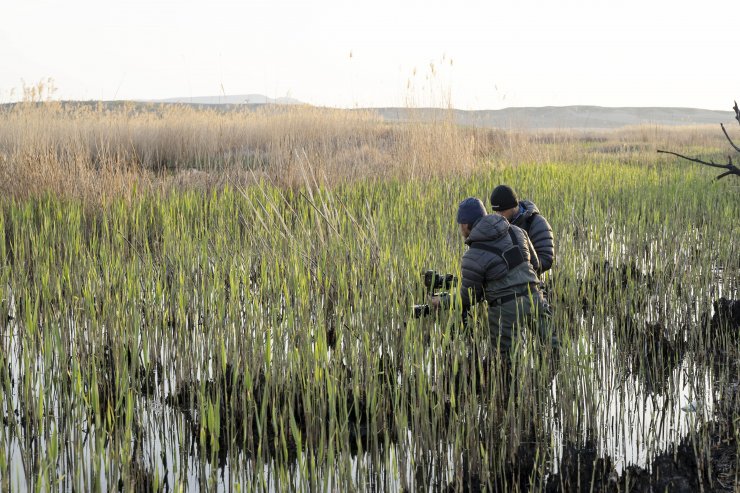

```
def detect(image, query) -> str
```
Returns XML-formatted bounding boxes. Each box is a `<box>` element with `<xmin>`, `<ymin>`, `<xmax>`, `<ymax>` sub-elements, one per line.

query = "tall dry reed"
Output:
<box><xmin>0</xmin><ymin>101</ymin><xmax>731</xmax><ymax>203</ymax></box>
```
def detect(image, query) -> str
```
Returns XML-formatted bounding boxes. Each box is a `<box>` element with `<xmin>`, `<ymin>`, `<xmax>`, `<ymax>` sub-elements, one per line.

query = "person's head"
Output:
<box><xmin>490</xmin><ymin>185</ymin><xmax>519</xmax><ymax>221</ymax></box>
<box><xmin>456</xmin><ymin>197</ymin><xmax>487</xmax><ymax>239</ymax></box>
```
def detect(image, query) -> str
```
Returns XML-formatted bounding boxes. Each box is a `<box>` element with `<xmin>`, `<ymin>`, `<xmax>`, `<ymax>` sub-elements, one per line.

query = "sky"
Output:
<box><xmin>1</xmin><ymin>0</ymin><xmax>739</xmax><ymax>110</ymax></box>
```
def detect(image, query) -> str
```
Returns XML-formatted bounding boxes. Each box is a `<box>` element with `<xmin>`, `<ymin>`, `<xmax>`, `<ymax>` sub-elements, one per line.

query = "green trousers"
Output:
<box><xmin>488</xmin><ymin>292</ymin><xmax>558</xmax><ymax>354</ymax></box>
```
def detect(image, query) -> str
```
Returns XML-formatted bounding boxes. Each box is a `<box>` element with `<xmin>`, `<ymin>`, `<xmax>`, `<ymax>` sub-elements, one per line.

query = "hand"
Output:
<box><xmin>428</xmin><ymin>295</ymin><xmax>442</xmax><ymax>309</ymax></box>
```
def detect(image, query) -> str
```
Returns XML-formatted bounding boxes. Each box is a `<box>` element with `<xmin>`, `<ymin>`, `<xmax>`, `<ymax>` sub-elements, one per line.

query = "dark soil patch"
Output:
<box><xmin>545</xmin><ymin>439</ymin><xmax>615</xmax><ymax>493</ymax></box>
<box><xmin>439</xmin><ymin>438</ymin><xmax>549</xmax><ymax>493</ymax></box>
<box><xmin>710</xmin><ymin>297</ymin><xmax>740</xmax><ymax>332</ymax></box>
<box><xmin>552</xmin><ymin>260</ymin><xmax>655</xmax><ymax>323</ymax></box>
<box><xmin>627</xmin><ymin>321</ymin><xmax>686</xmax><ymax>393</ymax></box>
<box><xmin>1</xmin><ymin>298</ymin><xmax>12</xmax><ymax>326</ymax></box>
<box><xmin>545</xmin><ymin>419</ymin><xmax>737</xmax><ymax>492</ymax></box>
<box><xmin>163</xmin><ymin>363</ymin><xmax>397</xmax><ymax>465</ymax></box>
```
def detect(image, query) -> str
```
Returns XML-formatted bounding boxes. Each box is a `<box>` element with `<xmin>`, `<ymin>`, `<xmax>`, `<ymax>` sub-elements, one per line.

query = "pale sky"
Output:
<box><xmin>1</xmin><ymin>0</ymin><xmax>738</xmax><ymax>110</ymax></box>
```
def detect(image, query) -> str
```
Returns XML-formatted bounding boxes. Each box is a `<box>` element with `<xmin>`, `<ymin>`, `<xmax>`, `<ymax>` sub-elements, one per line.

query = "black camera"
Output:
<box><xmin>422</xmin><ymin>270</ymin><xmax>457</xmax><ymax>293</ymax></box>
<box><xmin>412</xmin><ymin>270</ymin><xmax>457</xmax><ymax>318</ymax></box>
<box><xmin>413</xmin><ymin>303</ymin><xmax>431</xmax><ymax>318</ymax></box>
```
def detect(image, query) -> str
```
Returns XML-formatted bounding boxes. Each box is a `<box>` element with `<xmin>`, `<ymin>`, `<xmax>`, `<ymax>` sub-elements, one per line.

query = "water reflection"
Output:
<box><xmin>0</xmin><ymin>285</ymin><xmax>731</xmax><ymax>491</ymax></box>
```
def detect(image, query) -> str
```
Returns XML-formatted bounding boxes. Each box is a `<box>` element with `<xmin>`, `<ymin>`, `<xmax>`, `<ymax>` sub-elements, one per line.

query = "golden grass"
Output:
<box><xmin>0</xmin><ymin>101</ymin><xmax>732</xmax><ymax>203</ymax></box>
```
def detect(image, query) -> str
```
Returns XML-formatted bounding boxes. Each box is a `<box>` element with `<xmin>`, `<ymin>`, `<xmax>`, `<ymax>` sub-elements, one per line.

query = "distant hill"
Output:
<box><xmin>2</xmin><ymin>98</ymin><xmax>733</xmax><ymax>129</ymax></box>
<box><xmin>369</xmin><ymin>106</ymin><xmax>735</xmax><ymax>129</ymax></box>
<box><xmin>148</xmin><ymin>94</ymin><xmax>303</xmax><ymax>105</ymax></box>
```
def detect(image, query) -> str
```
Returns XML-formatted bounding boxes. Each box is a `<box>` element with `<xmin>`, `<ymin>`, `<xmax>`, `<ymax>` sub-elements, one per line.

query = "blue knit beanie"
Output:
<box><xmin>456</xmin><ymin>197</ymin><xmax>487</xmax><ymax>225</ymax></box>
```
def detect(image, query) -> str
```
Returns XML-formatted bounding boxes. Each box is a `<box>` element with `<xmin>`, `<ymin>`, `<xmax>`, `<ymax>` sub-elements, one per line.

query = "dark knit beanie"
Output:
<box><xmin>456</xmin><ymin>197</ymin><xmax>487</xmax><ymax>225</ymax></box>
<box><xmin>490</xmin><ymin>185</ymin><xmax>518</xmax><ymax>211</ymax></box>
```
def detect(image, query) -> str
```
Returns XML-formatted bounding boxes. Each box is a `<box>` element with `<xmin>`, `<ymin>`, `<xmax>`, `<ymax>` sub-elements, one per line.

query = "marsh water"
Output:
<box><xmin>1</xmin><ymin>282</ymin><xmax>727</xmax><ymax>492</ymax></box>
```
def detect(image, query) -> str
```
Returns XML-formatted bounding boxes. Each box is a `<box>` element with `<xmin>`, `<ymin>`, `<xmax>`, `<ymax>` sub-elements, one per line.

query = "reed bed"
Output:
<box><xmin>0</xmin><ymin>102</ymin><xmax>732</xmax><ymax>201</ymax></box>
<box><xmin>1</xmin><ymin>103</ymin><xmax>739</xmax><ymax>491</ymax></box>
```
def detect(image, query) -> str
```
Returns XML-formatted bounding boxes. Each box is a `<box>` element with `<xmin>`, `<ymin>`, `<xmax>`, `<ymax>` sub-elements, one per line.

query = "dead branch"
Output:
<box><xmin>656</xmin><ymin>150</ymin><xmax>737</xmax><ymax>171</ymax></box>
<box><xmin>657</xmin><ymin>150</ymin><xmax>740</xmax><ymax>180</ymax></box>
<box><xmin>720</xmin><ymin>123</ymin><xmax>740</xmax><ymax>152</ymax></box>
<box><xmin>657</xmin><ymin>101</ymin><xmax>740</xmax><ymax>180</ymax></box>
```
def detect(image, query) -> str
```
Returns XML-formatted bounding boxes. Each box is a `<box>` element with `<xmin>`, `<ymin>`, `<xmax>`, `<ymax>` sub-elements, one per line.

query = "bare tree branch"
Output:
<box><xmin>657</xmin><ymin>149</ymin><xmax>740</xmax><ymax>180</ymax></box>
<box><xmin>717</xmin><ymin>170</ymin><xmax>735</xmax><ymax>180</ymax></box>
<box><xmin>720</xmin><ymin>123</ymin><xmax>740</xmax><ymax>152</ymax></box>
<box><xmin>658</xmin><ymin>100</ymin><xmax>740</xmax><ymax>181</ymax></box>
<box><xmin>657</xmin><ymin>150</ymin><xmax>729</xmax><ymax>169</ymax></box>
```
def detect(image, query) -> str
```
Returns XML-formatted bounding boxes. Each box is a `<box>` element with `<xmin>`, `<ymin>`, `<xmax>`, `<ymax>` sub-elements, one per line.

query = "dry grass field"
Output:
<box><xmin>0</xmin><ymin>102</ymin><xmax>731</xmax><ymax>203</ymax></box>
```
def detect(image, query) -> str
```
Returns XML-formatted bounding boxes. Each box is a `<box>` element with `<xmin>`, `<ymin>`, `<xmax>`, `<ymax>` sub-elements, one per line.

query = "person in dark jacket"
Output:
<box><xmin>430</xmin><ymin>197</ymin><xmax>558</xmax><ymax>354</ymax></box>
<box><xmin>489</xmin><ymin>185</ymin><xmax>554</xmax><ymax>274</ymax></box>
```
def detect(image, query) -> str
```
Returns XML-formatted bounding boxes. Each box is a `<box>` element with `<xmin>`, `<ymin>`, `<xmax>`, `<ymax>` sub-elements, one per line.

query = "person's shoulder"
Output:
<box><xmin>519</xmin><ymin>199</ymin><xmax>540</xmax><ymax>215</ymax></box>
<box><xmin>530</xmin><ymin>211</ymin><xmax>551</xmax><ymax>225</ymax></box>
<box><xmin>528</xmin><ymin>213</ymin><xmax>553</xmax><ymax>236</ymax></box>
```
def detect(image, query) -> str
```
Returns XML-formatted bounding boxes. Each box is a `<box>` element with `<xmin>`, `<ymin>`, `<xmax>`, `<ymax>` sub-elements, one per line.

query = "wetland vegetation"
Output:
<box><xmin>1</xmin><ymin>102</ymin><xmax>738</xmax><ymax>491</ymax></box>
